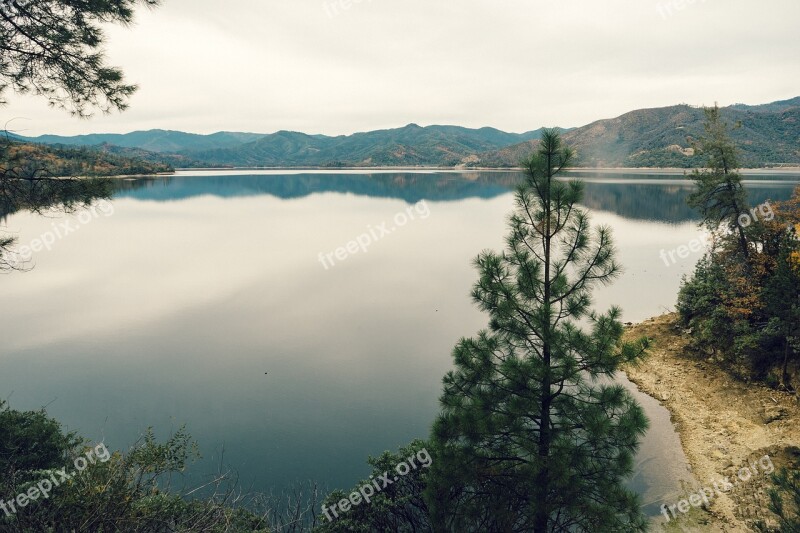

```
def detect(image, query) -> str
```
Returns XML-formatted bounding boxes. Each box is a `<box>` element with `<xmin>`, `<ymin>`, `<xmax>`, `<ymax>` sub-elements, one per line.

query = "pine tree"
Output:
<box><xmin>686</xmin><ymin>105</ymin><xmax>751</xmax><ymax>261</ymax></box>
<box><xmin>425</xmin><ymin>130</ymin><xmax>650</xmax><ymax>532</ymax></box>
<box><xmin>0</xmin><ymin>0</ymin><xmax>160</xmax><ymax>116</ymax></box>
<box><xmin>763</xmin><ymin>227</ymin><xmax>800</xmax><ymax>389</ymax></box>
<box><xmin>756</xmin><ymin>464</ymin><xmax>800</xmax><ymax>533</ymax></box>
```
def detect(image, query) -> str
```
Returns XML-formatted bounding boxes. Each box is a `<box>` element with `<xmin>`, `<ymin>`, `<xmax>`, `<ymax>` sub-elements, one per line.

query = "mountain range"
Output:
<box><xmin>8</xmin><ymin>96</ymin><xmax>800</xmax><ymax>170</ymax></box>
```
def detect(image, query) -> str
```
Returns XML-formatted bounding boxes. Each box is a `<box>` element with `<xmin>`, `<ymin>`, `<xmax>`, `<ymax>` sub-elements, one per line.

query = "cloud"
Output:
<box><xmin>2</xmin><ymin>0</ymin><xmax>799</xmax><ymax>136</ymax></box>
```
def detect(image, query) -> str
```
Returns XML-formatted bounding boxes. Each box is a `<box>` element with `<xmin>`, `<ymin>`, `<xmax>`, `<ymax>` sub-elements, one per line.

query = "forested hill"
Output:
<box><xmin>11</xmin><ymin>97</ymin><xmax>800</xmax><ymax>169</ymax></box>
<box><xmin>15</xmin><ymin>125</ymin><xmax>554</xmax><ymax>168</ymax></box>
<box><xmin>180</xmin><ymin>125</ymin><xmax>556</xmax><ymax>167</ymax></box>
<box><xmin>2</xmin><ymin>141</ymin><xmax>174</xmax><ymax>177</ymax></box>
<box><xmin>478</xmin><ymin>97</ymin><xmax>800</xmax><ymax>168</ymax></box>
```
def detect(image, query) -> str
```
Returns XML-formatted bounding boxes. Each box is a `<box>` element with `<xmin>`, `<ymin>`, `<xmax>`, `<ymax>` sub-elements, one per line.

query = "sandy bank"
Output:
<box><xmin>624</xmin><ymin>314</ymin><xmax>799</xmax><ymax>532</ymax></box>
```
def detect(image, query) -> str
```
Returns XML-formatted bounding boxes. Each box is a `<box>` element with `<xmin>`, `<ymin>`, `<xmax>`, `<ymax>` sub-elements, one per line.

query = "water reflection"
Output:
<box><xmin>0</xmin><ymin>176</ymin><xmax>111</xmax><ymax>270</ymax></box>
<box><xmin>1</xmin><ymin>171</ymin><xmax>798</xmax><ymax>518</ymax></box>
<box><xmin>111</xmin><ymin>170</ymin><xmax>800</xmax><ymax>223</ymax></box>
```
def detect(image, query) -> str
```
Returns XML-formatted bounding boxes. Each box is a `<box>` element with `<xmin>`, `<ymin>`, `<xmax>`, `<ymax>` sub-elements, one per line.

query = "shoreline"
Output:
<box><xmin>171</xmin><ymin>166</ymin><xmax>800</xmax><ymax>174</ymax></box>
<box><xmin>63</xmin><ymin>167</ymin><xmax>800</xmax><ymax>179</ymax></box>
<box><xmin>624</xmin><ymin>314</ymin><xmax>799</xmax><ymax>532</ymax></box>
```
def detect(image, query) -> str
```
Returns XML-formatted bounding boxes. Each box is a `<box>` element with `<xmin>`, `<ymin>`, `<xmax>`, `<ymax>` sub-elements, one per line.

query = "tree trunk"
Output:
<box><xmin>781</xmin><ymin>337</ymin><xmax>791</xmax><ymax>390</ymax></box>
<box><xmin>534</xmin><ymin>163</ymin><xmax>554</xmax><ymax>533</ymax></box>
<box><xmin>724</xmin><ymin>174</ymin><xmax>749</xmax><ymax>262</ymax></box>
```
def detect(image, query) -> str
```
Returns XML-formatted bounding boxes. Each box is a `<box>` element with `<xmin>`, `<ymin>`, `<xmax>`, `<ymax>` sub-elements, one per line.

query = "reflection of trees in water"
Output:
<box><xmin>1</xmin><ymin>144</ymin><xmax>113</xmax><ymax>270</ymax></box>
<box><xmin>581</xmin><ymin>181</ymin><xmax>798</xmax><ymax>223</ymax></box>
<box><xmin>3</xmin><ymin>170</ymin><xmax>797</xmax><ymax>271</ymax></box>
<box><xmin>111</xmin><ymin>172</ymin><xmax>799</xmax><ymax>224</ymax></box>
<box><xmin>1</xmin><ymin>176</ymin><xmax>112</xmax><ymax>219</ymax></box>
<box><xmin>580</xmin><ymin>182</ymin><xmax>696</xmax><ymax>223</ymax></box>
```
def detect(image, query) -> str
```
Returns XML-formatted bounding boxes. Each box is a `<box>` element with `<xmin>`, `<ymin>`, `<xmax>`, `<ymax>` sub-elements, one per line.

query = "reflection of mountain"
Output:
<box><xmin>111</xmin><ymin>172</ymin><xmax>520</xmax><ymax>204</ymax></box>
<box><xmin>111</xmin><ymin>173</ymin><xmax>800</xmax><ymax>224</ymax></box>
<box><xmin>579</xmin><ymin>180</ymin><xmax>798</xmax><ymax>223</ymax></box>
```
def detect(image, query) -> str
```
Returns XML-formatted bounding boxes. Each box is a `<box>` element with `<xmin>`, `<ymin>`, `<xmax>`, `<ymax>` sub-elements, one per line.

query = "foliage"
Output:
<box><xmin>686</xmin><ymin>105</ymin><xmax>751</xmax><ymax>260</ymax></box>
<box><xmin>679</xmin><ymin>185</ymin><xmax>800</xmax><ymax>381</ymax></box>
<box><xmin>0</xmin><ymin>401</ymin><xmax>270</xmax><ymax>532</ymax></box>
<box><xmin>424</xmin><ymin>131</ymin><xmax>650</xmax><ymax>532</ymax></box>
<box><xmin>3</xmin><ymin>140</ymin><xmax>173</xmax><ymax>178</ymax></box>
<box><xmin>677</xmin><ymin>100</ymin><xmax>800</xmax><ymax>389</ymax></box>
<box><xmin>0</xmin><ymin>140</ymin><xmax>115</xmax><ymax>271</ymax></box>
<box><xmin>0</xmin><ymin>0</ymin><xmax>160</xmax><ymax>116</ymax></box>
<box><xmin>0</xmin><ymin>401</ymin><xmax>82</xmax><ymax>488</ymax></box>
<box><xmin>0</xmin><ymin>134</ymin><xmax>170</xmax><ymax>271</ymax></box>
<box><xmin>315</xmin><ymin>440</ymin><xmax>432</xmax><ymax>533</ymax></box>
<box><xmin>766</xmin><ymin>467</ymin><xmax>800</xmax><ymax>532</ymax></box>
<box><xmin>622</xmin><ymin>147</ymin><xmax>703</xmax><ymax>169</ymax></box>
<box><xmin>677</xmin><ymin>255</ymin><xmax>735</xmax><ymax>355</ymax></box>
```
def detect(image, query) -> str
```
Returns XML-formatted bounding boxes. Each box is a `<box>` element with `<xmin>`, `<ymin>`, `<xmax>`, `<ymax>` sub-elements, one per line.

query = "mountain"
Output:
<box><xmin>12</xmin><ymin>125</ymin><xmax>549</xmax><ymax>167</ymax></box>
<box><xmin>183</xmin><ymin>124</ymin><xmax>551</xmax><ymax>167</ymax></box>
<box><xmin>15</xmin><ymin>129</ymin><xmax>266</xmax><ymax>153</ymax></box>
<box><xmin>9</xmin><ymin>96</ymin><xmax>800</xmax><ymax>168</ymax></box>
<box><xmin>728</xmin><ymin>96</ymin><xmax>800</xmax><ymax>114</ymax></box>
<box><xmin>478</xmin><ymin>99</ymin><xmax>800</xmax><ymax>168</ymax></box>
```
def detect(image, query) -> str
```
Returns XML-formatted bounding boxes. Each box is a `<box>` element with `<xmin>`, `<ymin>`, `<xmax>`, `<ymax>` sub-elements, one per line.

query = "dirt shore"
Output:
<box><xmin>623</xmin><ymin>314</ymin><xmax>800</xmax><ymax>532</ymax></box>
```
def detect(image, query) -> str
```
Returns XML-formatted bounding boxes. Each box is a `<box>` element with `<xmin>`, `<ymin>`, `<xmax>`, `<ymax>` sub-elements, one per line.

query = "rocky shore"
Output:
<box><xmin>624</xmin><ymin>314</ymin><xmax>800</xmax><ymax>532</ymax></box>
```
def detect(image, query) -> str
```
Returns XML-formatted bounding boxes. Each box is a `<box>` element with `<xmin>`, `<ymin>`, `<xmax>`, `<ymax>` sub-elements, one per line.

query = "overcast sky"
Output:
<box><xmin>3</xmin><ymin>0</ymin><xmax>800</xmax><ymax>137</ymax></box>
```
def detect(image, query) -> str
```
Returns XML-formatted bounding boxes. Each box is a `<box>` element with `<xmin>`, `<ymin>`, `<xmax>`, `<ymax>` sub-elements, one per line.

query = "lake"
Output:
<box><xmin>2</xmin><ymin>169</ymin><xmax>798</xmax><ymax>518</ymax></box>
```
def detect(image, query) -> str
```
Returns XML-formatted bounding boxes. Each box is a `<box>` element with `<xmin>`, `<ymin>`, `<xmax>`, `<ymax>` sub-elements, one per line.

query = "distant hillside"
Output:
<box><xmin>728</xmin><ymin>96</ymin><xmax>800</xmax><ymax>114</ymax></box>
<box><xmin>184</xmin><ymin>124</ymin><xmax>550</xmax><ymax>167</ymax></box>
<box><xmin>95</xmin><ymin>143</ymin><xmax>211</xmax><ymax>169</ymax></box>
<box><xmin>16</xmin><ymin>129</ymin><xmax>266</xmax><ymax>153</ymax></box>
<box><xmin>477</xmin><ymin>99</ymin><xmax>800</xmax><ymax>168</ymax></box>
<box><xmin>2</xmin><ymin>141</ymin><xmax>173</xmax><ymax>177</ymax></box>
<box><xmin>11</xmin><ymin>96</ymin><xmax>800</xmax><ymax>168</ymax></box>
<box><xmin>15</xmin><ymin>125</ymin><xmax>549</xmax><ymax>168</ymax></box>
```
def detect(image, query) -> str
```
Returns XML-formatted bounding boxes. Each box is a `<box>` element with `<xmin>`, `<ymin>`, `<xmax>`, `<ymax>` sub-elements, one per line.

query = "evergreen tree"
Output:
<box><xmin>756</xmin><ymin>463</ymin><xmax>800</xmax><ymax>533</ymax></box>
<box><xmin>679</xmin><ymin>184</ymin><xmax>800</xmax><ymax>378</ymax></box>
<box><xmin>768</xmin><ymin>467</ymin><xmax>800</xmax><ymax>532</ymax></box>
<box><xmin>763</xmin><ymin>228</ymin><xmax>800</xmax><ymax>389</ymax></box>
<box><xmin>0</xmin><ymin>0</ymin><xmax>160</xmax><ymax>116</ymax></box>
<box><xmin>686</xmin><ymin>105</ymin><xmax>751</xmax><ymax>261</ymax></box>
<box><xmin>425</xmin><ymin>131</ymin><xmax>650</xmax><ymax>532</ymax></box>
<box><xmin>316</xmin><ymin>440</ymin><xmax>433</xmax><ymax>533</ymax></box>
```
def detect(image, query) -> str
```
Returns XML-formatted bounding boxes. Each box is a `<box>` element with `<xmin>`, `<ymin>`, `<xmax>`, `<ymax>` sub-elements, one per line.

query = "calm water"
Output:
<box><xmin>2</xmin><ymin>170</ymin><xmax>798</xmax><ymax>516</ymax></box>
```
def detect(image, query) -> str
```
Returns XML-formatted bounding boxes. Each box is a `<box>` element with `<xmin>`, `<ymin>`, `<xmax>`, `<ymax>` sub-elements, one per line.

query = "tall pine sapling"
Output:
<box><xmin>426</xmin><ymin>130</ymin><xmax>650</xmax><ymax>533</ymax></box>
